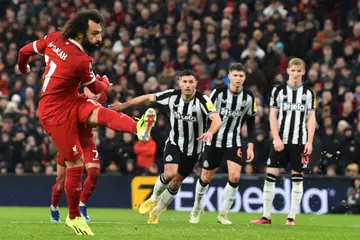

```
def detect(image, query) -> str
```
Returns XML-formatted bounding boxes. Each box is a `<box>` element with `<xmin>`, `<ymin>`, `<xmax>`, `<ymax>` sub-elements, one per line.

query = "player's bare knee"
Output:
<box><xmin>54</xmin><ymin>179</ymin><xmax>64</xmax><ymax>192</ymax></box>
<box><xmin>163</xmin><ymin>170</ymin><xmax>177</xmax><ymax>181</ymax></box>
<box><xmin>291</xmin><ymin>170</ymin><xmax>303</xmax><ymax>175</ymax></box>
<box><xmin>170</xmin><ymin>175</ymin><xmax>184</xmax><ymax>189</ymax></box>
<box><xmin>56</xmin><ymin>165</ymin><xmax>66</xmax><ymax>181</ymax></box>
<box><xmin>228</xmin><ymin>173</ymin><xmax>240</xmax><ymax>183</ymax></box>
<box><xmin>201</xmin><ymin>170</ymin><xmax>215</xmax><ymax>184</ymax></box>
<box><xmin>66</xmin><ymin>156</ymin><xmax>84</xmax><ymax>168</ymax></box>
<box><xmin>163</xmin><ymin>172</ymin><xmax>176</xmax><ymax>181</ymax></box>
<box><xmin>86</xmin><ymin>107</ymin><xmax>100</xmax><ymax>128</ymax></box>
<box><xmin>57</xmin><ymin>174</ymin><xmax>65</xmax><ymax>183</ymax></box>
<box><xmin>266</xmin><ymin>167</ymin><xmax>280</xmax><ymax>176</ymax></box>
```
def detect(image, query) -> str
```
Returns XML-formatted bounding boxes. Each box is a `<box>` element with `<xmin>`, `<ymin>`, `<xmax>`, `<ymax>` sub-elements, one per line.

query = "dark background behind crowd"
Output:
<box><xmin>1</xmin><ymin>0</ymin><xmax>360</xmax><ymax>179</ymax></box>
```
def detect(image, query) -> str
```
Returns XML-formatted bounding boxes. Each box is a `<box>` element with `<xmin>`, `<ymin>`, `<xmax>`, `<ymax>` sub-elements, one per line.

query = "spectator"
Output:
<box><xmin>329</xmin><ymin>176</ymin><xmax>360</xmax><ymax>214</ymax></box>
<box><xmin>134</xmin><ymin>136</ymin><xmax>157</xmax><ymax>173</ymax></box>
<box><xmin>0</xmin><ymin>161</ymin><xmax>7</xmax><ymax>174</ymax></box>
<box><xmin>15</xmin><ymin>163</ymin><xmax>24</xmax><ymax>175</ymax></box>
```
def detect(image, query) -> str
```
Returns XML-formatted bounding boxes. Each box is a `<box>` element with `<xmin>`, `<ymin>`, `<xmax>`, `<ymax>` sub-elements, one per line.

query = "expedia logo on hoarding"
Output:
<box><xmin>131</xmin><ymin>176</ymin><xmax>157</xmax><ymax>210</ymax></box>
<box><xmin>130</xmin><ymin>176</ymin><xmax>345</xmax><ymax>213</ymax></box>
<box><xmin>173</xmin><ymin>177</ymin><xmax>332</xmax><ymax>214</ymax></box>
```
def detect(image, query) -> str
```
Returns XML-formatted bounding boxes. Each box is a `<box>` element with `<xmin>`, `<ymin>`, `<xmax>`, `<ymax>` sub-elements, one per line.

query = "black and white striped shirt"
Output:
<box><xmin>155</xmin><ymin>89</ymin><xmax>217</xmax><ymax>156</ymax></box>
<box><xmin>210</xmin><ymin>85</ymin><xmax>256</xmax><ymax>148</ymax></box>
<box><xmin>270</xmin><ymin>83</ymin><xmax>316</xmax><ymax>145</ymax></box>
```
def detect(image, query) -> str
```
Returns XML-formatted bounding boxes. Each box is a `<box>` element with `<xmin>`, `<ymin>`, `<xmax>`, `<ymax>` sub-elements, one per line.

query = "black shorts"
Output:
<box><xmin>268</xmin><ymin>144</ymin><xmax>308</xmax><ymax>172</ymax></box>
<box><xmin>201</xmin><ymin>145</ymin><xmax>244</xmax><ymax>170</ymax></box>
<box><xmin>162</xmin><ymin>143</ymin><xmax>199</xmax><ymax>177</ymax></box>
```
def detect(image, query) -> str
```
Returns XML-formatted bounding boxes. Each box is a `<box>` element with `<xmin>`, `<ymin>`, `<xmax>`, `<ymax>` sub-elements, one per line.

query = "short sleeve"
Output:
<box><xmin>77</xmin><ymin>60</ymin><xmax>96</xmax><ymax>86</ymax></box>
<box><xmin>247</xmin><ymin>93</ymin><xmax>257</xmax><ymax>116</ymax></box>
<box><xmin>270</xmin><ymin>87</ymin><xmax>279</xmax><ymax>108</ymax></box>
<box><xmin>34</xmin><ymin>32</ymin><xmax>59</xmax><ymax>56</ymax></box>
<box><xmin>199</xmin><ymin>95</ymin><xmax>217</xmax><ymax>115</ymax></box>
<box><xmin>154</xmin><ymin>89</ymin><xmax>175</xmax><ymax>105</ymax></box>
<box><xmin>307</xmin><ymin>89</ymin><xmax>316</xmax><ymax>111</ymax></box>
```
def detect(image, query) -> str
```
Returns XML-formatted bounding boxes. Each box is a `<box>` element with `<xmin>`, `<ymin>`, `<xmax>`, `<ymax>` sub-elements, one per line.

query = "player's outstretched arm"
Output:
<box><xmin>109</xmin><ymin>94</ymin><xmax>155</xmax><ymax>112</ymax></box>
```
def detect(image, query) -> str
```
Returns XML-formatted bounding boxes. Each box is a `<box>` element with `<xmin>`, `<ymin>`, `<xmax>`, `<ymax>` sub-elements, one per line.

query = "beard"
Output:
<box><xmin>82</xmin><ymin>35</ymin><xmax>100</xmax><ymax>53</ymax></box>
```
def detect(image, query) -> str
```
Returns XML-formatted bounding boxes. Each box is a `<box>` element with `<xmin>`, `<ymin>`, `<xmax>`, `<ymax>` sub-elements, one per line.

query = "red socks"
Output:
<box><xmin>80</xmin><ymin>167</ymin><xmax>100</xmax><ymax>204</ymax></box>
<box><xmin>51</xmin><ymin>178</ymin><xmax>64</xmax><ymax>208</ymax></box>
<box><xmin>97</xmin><ymin>107</ymin><xmax>136</xmax><ymax>133</ymax></box>
<box><xmin>65</xmin><ymin>166</ymin><xmax>84</xmax><ymax>219</ymax></box>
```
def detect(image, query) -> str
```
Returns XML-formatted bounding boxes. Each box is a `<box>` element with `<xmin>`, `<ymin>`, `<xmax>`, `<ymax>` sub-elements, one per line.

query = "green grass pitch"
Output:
<box><xmin>0</xmin><ymin>207</ymin><xmax>358</xmax><ymax>240</ymax></box>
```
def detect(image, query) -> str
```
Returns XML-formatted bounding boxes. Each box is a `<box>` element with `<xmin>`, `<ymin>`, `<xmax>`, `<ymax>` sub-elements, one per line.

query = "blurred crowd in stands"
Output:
<box><xmin>1</xmin><ymin>0</ymin><xmax>360</xmax><ymax>178</ymax></box>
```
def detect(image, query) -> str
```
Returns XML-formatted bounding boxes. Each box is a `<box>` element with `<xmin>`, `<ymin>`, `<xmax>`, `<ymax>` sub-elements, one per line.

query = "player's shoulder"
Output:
<box><xmin>169</xmin><ymin>89</ymin><xmax>181</xmax><ymax>95</ymax></box>
<box><xmin>212</xmin><ymin>84</ymin><xmax>228</xmax><ymax>94</ymax></box>
<box><xmin>272</xmin><ymin>83</ymin><xmax>286</xmax><ymax>94</ymax></box>
<box><xmin>243</xmin><ymin>87</ymin><xmax>255</xmax><ymax>98</ymax></box>
<box><xmin>195</xmin><ymin>90</ymin><xmax>210</xmax><ymax>99</ymax></box>
<box><xmin>303</xmin><ymin>85</ymin><xmax>315</xmax><ymax>96</ymax></box>
<box><xmin>157</xmin><ymin>88</ymin><xmax>179</xmax><ymax>96</ymax></box>
<box><xmin>45</xmin><ymin>32</ymin><xmax>91</xmax><ymax>62</ymax></box>
<box><xmin>44</xmin><ymin>31</ymin><xmax>62</xmax><ymax>41</ymax></box>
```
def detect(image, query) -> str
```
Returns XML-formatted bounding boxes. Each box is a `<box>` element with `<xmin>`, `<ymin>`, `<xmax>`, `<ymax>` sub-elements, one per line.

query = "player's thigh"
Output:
<box><xmin>224</xmin><ymin>147</ymin><xmax>244</xmax><ymax>166</ymax></box>
<box><xmin>267</xmin><ymin>144</ymin><xmax>287</xmax><ymax>169</ymax></box>
<box><xmin>163</xmin><ymin>143</ymin><xmax>180</xmax><ymax>179</ymax></box>
<box><xmin>76</xmin><ymin>96</ymin><xmax>102</xmax><ymax>125</ymax></box>
<box><xmin>287</xmin><ymin>144</ymin><xmax>306</xmax><ymax>173</ymax></box>
<box><xmin>224</xmin><ymin>147</ymin><xmax>243</xmax><ymax>182</ymax></box>
<box><xmin>43</xmin><ymin>120</ymin><xmax>83</xmax><ymax>162</ymax></box>
<box><xmin>201</xmin><ymin>145</ymin><xmax>223</xmax><ymax>171</ymax></box>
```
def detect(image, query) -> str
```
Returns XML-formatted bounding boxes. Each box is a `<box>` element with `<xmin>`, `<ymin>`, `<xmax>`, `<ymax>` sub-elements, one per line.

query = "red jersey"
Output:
<box><xmin>27</xmin><ymin>31</ymin><xmax>96</xmax><ymax>125</ymax></box>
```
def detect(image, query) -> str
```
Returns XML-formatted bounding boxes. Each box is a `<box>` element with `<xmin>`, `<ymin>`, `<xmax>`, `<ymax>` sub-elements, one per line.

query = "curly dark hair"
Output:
<box><xmin>60</xmin><ymin>10</ymin><xmax>104</xmax><ymax>39</ymax></box>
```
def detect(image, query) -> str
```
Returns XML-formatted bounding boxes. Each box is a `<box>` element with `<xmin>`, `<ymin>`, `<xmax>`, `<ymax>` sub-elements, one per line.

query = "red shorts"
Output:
<box><xmin>41</xmin><ymin>95</ymin><xmax>102</xmax><ymax>162</ymax></box>
<box><xmin>56</xmin><ymin>123</ymin><xmax>100</xmax><ymax>167</ymax></box>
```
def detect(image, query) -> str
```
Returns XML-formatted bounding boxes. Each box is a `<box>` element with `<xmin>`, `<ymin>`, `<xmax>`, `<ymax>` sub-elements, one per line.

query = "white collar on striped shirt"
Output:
<box><xmin>286</xmin><ymin>82</ymin><xmax>303</xmax><ymax>90</ymax></box>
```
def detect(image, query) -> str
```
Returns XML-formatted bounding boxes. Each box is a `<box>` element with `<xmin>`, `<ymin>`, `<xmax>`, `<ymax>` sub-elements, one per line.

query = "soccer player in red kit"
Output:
<box><xmin>17</xmin><ymin>10</ymin><xmax>156</xmax><ymax>235</ymax></box>
<box><xmin>50</xmin><ymin>87</ymin><xmax>107</xmax><ymax>224</ymax></box>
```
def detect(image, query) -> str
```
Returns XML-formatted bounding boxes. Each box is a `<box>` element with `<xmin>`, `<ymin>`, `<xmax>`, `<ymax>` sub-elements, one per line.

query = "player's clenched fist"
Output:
<box><xmin>96</xmin><ymin>74</ymin><xmax>110</xmax><ymax>89</ymax></box>
<box><xmin>15</xmin><ymin>64</ymin><xmax>30</xmax><ymax>74</ymax></box>
<box><xmin>273</xmin><ymin>138</ymin><xmax>284</xmax><ymax>152</ymax></box>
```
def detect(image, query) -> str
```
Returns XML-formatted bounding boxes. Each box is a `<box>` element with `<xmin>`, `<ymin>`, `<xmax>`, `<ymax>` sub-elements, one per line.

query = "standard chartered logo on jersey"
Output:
<box><xmin>173</xmin><ymin>177</ymin><xmax>330</xmax><ymax>214</ymax></box>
